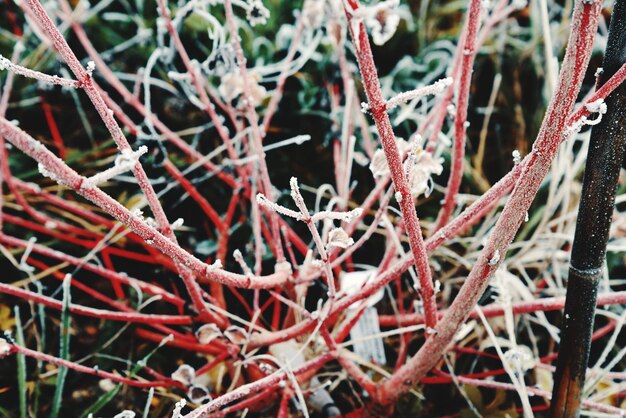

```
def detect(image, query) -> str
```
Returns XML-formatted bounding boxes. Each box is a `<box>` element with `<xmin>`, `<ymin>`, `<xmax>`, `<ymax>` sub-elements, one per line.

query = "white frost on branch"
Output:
<box><xmin>86</xmin><ymin>60</ymin><xmax>96</xmax><ymax>77</ymax></box>
<box><xmin>585</xmin><ymin>98</ymin><xmax>608</xmax><ymax>115</ymax></box>
<box><xmin>566</xmin><ymin>98</ymin><xmax>608</xmax><ymax>136</ymax></box>
<box><xmin>257</xmin><ymin>178</ymin><xmax>363</xmax><ymax>224</ymax></box>
<box><xmin>171</xmin><ymin>399</ymin><xmax>186</xmax><ymax>418</ymax></box>
<box><xmin>82</xmin><ymin>146</ymin><xmax>148</xmax><ymax>188</ymax></box>
<box><xmin>0</xmin><ymin>54</ymin><xmax>81</xmax><ymax>88</ymax></box>
<box><xmin>488</xmin><ymin>249</ymin><xmax>501</xmax><ymax>266</ymax></box>
<box><xmin>385</xmin><ymin>77</ymin><xmax>453</xmax><ymax>110</ymax></box>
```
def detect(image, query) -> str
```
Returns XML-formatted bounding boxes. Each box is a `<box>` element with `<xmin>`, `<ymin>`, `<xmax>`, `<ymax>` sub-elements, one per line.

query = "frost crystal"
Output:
<box><xmin>245</xmin><ymin>0</ymin><xmax>270</xmax><ymax>27</ymax></box>
<box><xmin>98</xmin><ymin>378</ymin><xmax>116</xmax><ymax>392</ymax></box>
<box><xmin>434</xmin><ymin>280</ymin><xmax>441</xmax><ymax>294</ymax></box>
<box><xmin>568</xmin><ymin>98</ymin><xmax>608</xmax><ymax>135</ymax></box>
<box><xmin>385</xmin><ymin>77</ymin><xmax>453</xmax><ymax>110</ymax></box>
<box><xmin>274</xmin><ymin>260</ymin><xmax>292</xmax><ymax>273</ymax></box>
<box><xmin>171</xmin><ymin>399</ymin><xmax>186</xmax><ymax>418</ymax></box>
<box><xmin>488</xmin><ymin>250</ymin><xmax>500</xmax><ymax>266</ymax></box>
<box><xmin>86</xmin><ymin>60</ymin><xmax>95</xmax><ymax>76</ymax></box>
<box><xmin>0</xmin><ymin>55</ymin><xmax>9</xmax><ymax>71</ymax></box>
<box><xmin>171</xmin><ymin>218</ymin><xmax>184</xmax><ymax>230</ymax></box>
<box><xmin>38</xmin><ymin>163</ymin><xmax>64</xmax><ymax>185</ymax></box>
<box><xmin>585</xmin><ymin>98</ymin><xmax>607</xmax><ymax>115</ymax></box>
<box><xmin>512</xmin><ymin>150</ymin><xmax>521</xmax><ymax>165</ymax></box>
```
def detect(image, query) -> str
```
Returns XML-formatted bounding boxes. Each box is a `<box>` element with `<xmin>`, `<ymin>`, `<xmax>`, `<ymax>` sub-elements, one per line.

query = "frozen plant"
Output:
<box><xmin>0</xmin><ymin>0</ymin><xmax>626</xmax><ymax>417</ymax></box>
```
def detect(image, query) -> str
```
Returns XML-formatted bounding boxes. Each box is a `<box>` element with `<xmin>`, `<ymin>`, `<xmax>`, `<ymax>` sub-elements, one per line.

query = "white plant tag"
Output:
<box><xmin>339</xmin><ymin>270</ymin><xmax>386</xmax><ymax>365</ymax></box>
<box><xmin>350</xmin><ymin>307</ymin><xmax>387</xmax><ymax>365</ymax></box>
<box><xmin>339</xmin><ymin>270</ymin><xmax>384</xmax><ymax>308</ymax></box>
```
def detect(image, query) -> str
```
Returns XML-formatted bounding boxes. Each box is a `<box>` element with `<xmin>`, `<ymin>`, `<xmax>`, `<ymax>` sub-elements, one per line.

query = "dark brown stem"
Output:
<box><xmin>551</xmin><ymin>1</ymin><xmax>626</xmax><ymax>416</ymax></box>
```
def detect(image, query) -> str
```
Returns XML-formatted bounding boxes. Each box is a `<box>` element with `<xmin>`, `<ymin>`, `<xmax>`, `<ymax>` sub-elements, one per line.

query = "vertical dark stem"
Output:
<box><xmin>551</xmin><ymin>1</ymin><xmax>626</xmax><ymax>416</ymax></box>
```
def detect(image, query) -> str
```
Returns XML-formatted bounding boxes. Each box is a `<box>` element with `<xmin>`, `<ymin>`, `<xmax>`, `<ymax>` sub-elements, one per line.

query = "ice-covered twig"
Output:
<box><xmin>384</xmin><ymin>77</ymin><xmax>453</xmax><ymax>111</ymax></box>
<box><xmin>0</xmin><ymin>54</ymin><xmax>81</xmax><ymax>88</ymax></box>
<box><xmin>83</xmin><ymin>146</ymin><xmax>148</xmax><ymax>188</ymax></box>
